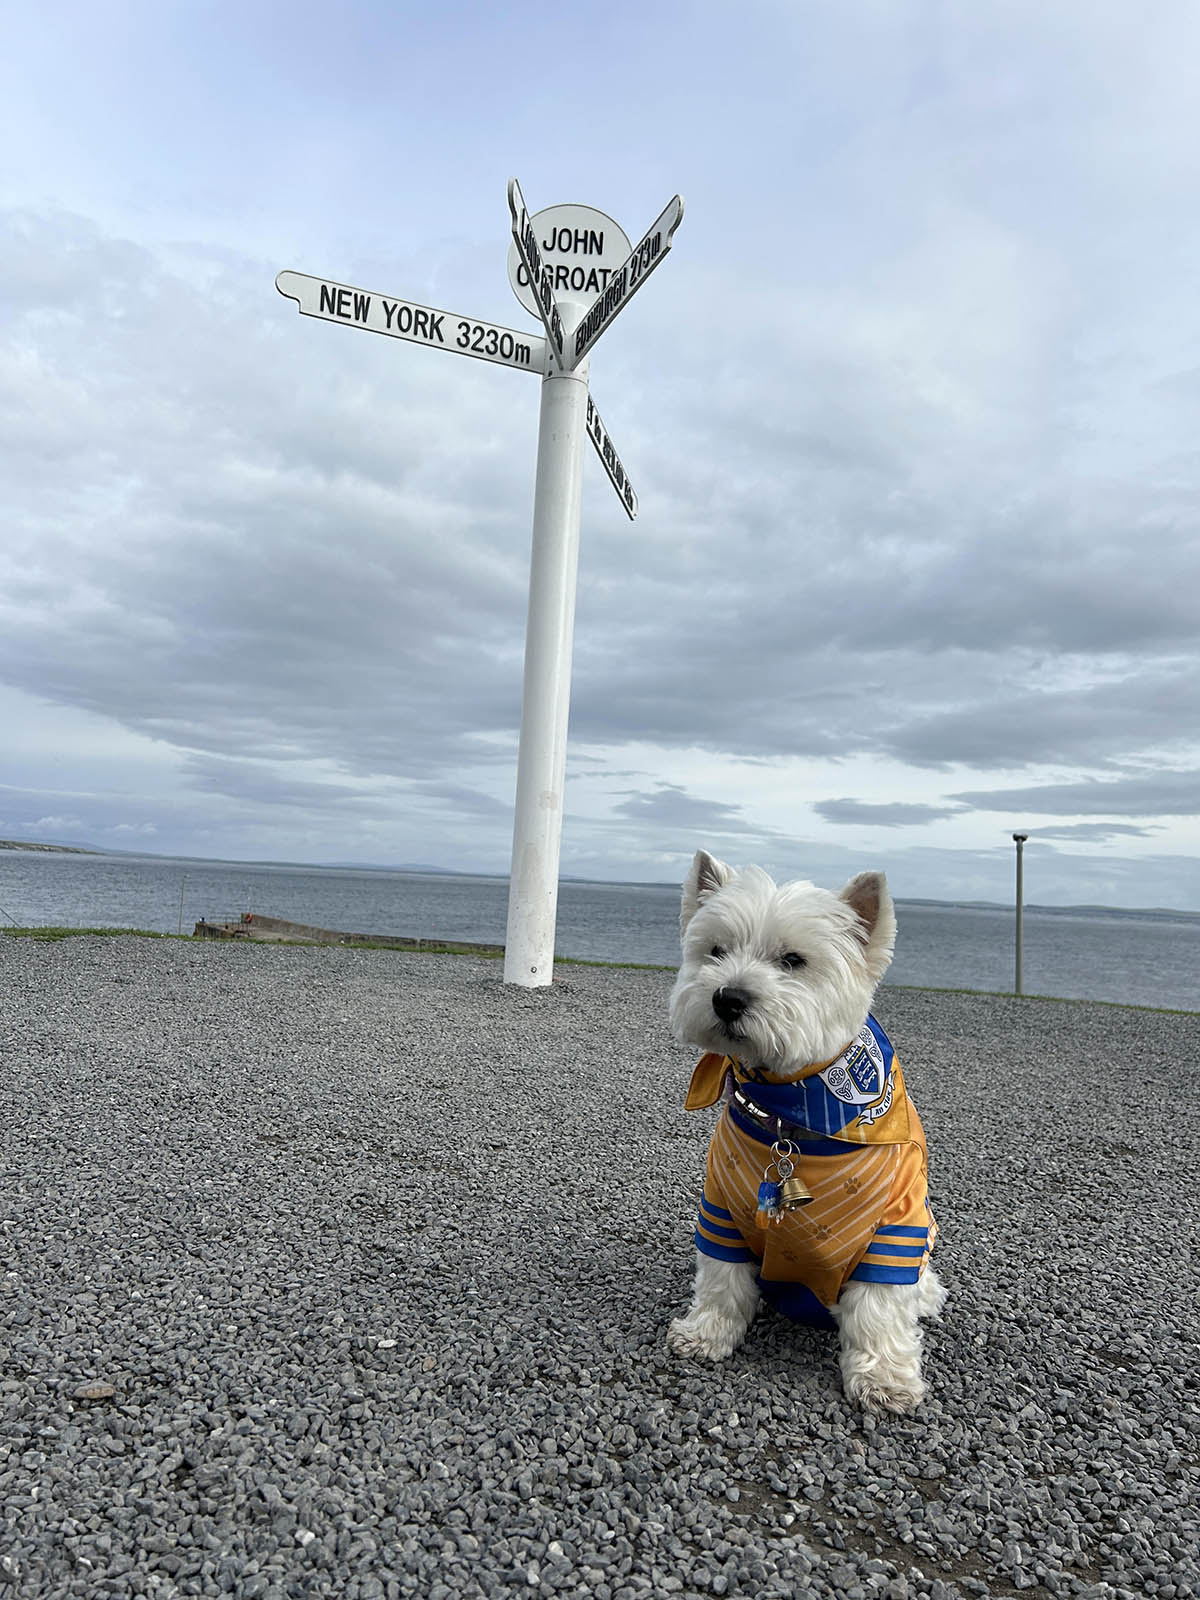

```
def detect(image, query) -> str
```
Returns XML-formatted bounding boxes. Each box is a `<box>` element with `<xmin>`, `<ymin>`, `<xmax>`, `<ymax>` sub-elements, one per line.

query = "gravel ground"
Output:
<box><xmin>1</xmin><ymin>934</ymin><xmax>1197</xmax><ymax>1600</ymax></box>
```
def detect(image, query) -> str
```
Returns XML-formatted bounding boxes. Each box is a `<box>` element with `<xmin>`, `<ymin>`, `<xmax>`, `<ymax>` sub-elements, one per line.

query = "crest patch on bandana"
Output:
<box><xmin>820</xmin><ymin>1023</ymin><xmax>887</xmax><ymax>1105</ymax></box>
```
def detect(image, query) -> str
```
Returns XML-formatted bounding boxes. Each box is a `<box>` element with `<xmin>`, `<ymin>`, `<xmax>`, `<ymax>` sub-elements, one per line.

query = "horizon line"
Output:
<box><xmin>4</xmin><ymin>837</ymin><xmax>1200</xmax><ymax>920</ymax></box>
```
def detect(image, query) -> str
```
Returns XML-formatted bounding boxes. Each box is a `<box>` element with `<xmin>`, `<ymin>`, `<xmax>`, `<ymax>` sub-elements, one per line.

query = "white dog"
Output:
<box><xmin>667</xmin><ymin>851</ymin><xmax>946</xmax><ymax>1413</ymax></box>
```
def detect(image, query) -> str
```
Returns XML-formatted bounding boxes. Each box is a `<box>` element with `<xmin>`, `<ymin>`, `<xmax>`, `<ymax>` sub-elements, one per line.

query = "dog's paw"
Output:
<box><xmin>842</xmin><ymin>1366</ymin><xmax>926</xmax><ymax>1414</ymax></box>
<box><xmin>666</xmin><ymin>1311</ymin><xmax>746</xmax><ymax>1362</ymax></box>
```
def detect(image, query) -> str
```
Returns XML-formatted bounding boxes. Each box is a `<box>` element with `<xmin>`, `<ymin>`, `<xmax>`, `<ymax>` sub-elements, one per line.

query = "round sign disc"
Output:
<box><xmin>508</xmin><ymin>204</ymin><xmax>631</xmax><ymax>321</ymax></box>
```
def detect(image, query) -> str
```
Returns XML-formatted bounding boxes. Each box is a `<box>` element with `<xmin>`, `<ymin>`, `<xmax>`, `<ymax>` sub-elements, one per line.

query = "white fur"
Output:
<box><xmin>666</xmin><ymin>850</ymin><xmax>945</xmax><ymax>1414</ymax></box>
<box><xmin>833</xmin><ymin>1264</ymin><xmax>947</xmax><ymax>1413</ymax></box>
<box><xmin>667</xmin><ymin>1255</ymin><xmax>761</xmax><ymax>1361</ymax></box>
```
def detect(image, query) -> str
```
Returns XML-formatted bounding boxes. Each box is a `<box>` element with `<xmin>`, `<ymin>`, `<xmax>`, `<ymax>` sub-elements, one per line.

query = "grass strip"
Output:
<box><xmin>1</xmin><ymin>926</ymin><xmax>181</xmax><ymax>942</ymax></box>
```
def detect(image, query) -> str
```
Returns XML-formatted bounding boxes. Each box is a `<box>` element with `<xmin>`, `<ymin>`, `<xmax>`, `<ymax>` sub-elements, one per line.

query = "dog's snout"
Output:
<box><xmin>712</xmin><ymin>985</ymin><xmax>752</xmax><ymax>1025</ymax></box>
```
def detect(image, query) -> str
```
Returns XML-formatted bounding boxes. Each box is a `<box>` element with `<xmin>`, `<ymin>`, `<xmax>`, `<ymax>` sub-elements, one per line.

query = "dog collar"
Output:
<box><xmin>685</xmin><ymin>1015</ymin><xmax>912</xmax><ymax>1145</ymax></box>
<box><xmin>685</xmin><ymin>1046</ymin><xmax>845</xmax><ymax>1111</ymax></box>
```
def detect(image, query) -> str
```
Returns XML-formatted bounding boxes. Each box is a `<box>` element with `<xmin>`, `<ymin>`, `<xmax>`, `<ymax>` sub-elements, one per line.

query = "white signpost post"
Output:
<box><xmin>277</xmin><ymin>178</ymin><xmax>682</xmax><ymax>985</ymax></box>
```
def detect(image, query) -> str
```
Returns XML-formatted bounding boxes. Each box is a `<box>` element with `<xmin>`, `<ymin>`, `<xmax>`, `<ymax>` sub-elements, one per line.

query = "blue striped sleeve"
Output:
<box><xmin>694</xmin><ymin>1193</ymin><xmax>754</xmax><ymax>1263</ymax></box>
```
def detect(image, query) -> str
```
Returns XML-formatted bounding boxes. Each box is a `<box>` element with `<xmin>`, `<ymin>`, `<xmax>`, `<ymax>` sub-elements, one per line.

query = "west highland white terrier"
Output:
<box><xmin>666</xmin><ymin>850</ymin><xmax>946</xmax><ymax>1413</ymax></box>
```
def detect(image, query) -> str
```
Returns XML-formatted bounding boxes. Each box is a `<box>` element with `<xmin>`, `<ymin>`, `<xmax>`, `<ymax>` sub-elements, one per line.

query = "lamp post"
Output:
<box><xmin>1012</xmin><ymin>834</ymin><xmax>1028</xmax><ymax>995</ymax></box>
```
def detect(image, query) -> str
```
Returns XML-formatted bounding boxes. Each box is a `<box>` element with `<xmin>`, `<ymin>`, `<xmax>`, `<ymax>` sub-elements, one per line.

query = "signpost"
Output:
<box><xmin>277</xmin><ymin>179</ymin><xmax>682</xmax><ymax>985</ymax></box>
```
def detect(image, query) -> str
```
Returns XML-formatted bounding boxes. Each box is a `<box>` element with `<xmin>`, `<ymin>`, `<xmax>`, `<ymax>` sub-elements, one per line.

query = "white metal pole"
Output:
<box><xmin>504</xmin><ymin>358</ymin><xmax>590</xmax><ymax>986</ymax></box>
<box><xmin>1013</xmin><ymin>832</ymin><xmax>1027</xmax><ymax>995</ymax></box>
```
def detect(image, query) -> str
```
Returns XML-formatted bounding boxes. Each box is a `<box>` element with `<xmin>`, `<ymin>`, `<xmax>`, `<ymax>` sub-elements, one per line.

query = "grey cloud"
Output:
<box><xmin>812</xmin><ymin>799</ymin><xmax>966</xmax><ymax>827</ymax></box>
<box><xmin>0</xmin><ymin>209</ymin><xmax>537</xmax><ymax>789</ymax></box>
<box><xmin>177</xmin><ymin>762</ymin><xmax>517</xmax><ymax>839</ymax></box>
<box><xmin>406</xmin><ymin>781</ymin><xmax>512</xmax><ymax>821</ymax></box>
<box><xmin>882</xmin><ymin>662</ymin><xmax>1200</xmax><ymax>771</ymax></box>
<box><xmin>570</xmin><ymin>623</ymin><xmax>1198</xmax><ymax>776</ymax></box>
<box><xmin>612</xmin><ymin>785</ymin><xmax>764</xmax><ymax>833</ymax></box>
<box><xmin>562</xmin><ymin>224</ymin><xmax>1200</xmax><ymax>774</ymax></box>
<box><xmin>950</xmin><ymin>769</ymin><xmax>1200</xmax><ymax>818</ymax></box>
<box><xmin>179</xmin><ymin>755</ymin><xmax>389</xmax><ymax>814</ymax></box>
<box><xmin>1026</xmin><ymin>822</ymin><xmax>1157</xmax><ymax>842</ymax></box>
<box><xmin>558</xmin><ymin>784</ymin><xmax>790</xmax><ymax>888</ymax></box>
<box><xmin>6</xmin><ymin>203</ymin><xmax>1199</xmax><ymax>809</ymax></box>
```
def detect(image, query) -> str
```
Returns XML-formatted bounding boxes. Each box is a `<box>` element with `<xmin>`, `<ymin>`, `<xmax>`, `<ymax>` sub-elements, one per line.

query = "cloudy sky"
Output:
<box><xmin>3</xmin><ymin>2</ymin><xmax>1199</xmax><ymax>908</ymax></box>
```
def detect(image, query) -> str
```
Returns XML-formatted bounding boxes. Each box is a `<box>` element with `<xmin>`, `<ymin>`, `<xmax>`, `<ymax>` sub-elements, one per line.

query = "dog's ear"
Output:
<box><xmin>680</xmin><ymin>850</ymin><xmax>733</xmax><ymax>937</ymax></box>
<box><xmin>839</xmin><ymin>871</ymin><xmax>897</xmax><ymax>982</ymax></box>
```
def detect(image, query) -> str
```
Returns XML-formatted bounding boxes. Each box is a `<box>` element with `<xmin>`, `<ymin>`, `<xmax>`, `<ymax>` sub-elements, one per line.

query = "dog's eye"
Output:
<box><xmin>710</xmin><ymin>945</ymin><xmax>726</xmax><ymax>960</ymax></box>
<box><xmin>780</xmin><ymin>951</ymin><xmax>806</xmax><ymax>971</ymax></box>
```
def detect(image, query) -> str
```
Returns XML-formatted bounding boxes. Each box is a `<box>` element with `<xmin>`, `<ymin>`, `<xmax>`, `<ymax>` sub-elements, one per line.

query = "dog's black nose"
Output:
<box><xmin>712</xmin><ymin>985</ymin><xmax>751</xmax><ymax>1025</ymax></box>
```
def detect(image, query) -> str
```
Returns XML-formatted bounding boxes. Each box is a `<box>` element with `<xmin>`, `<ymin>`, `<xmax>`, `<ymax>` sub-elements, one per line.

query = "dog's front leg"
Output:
<box><xmin>667</xmin><ymin>1253</ymin><xmax>760</xmax><ymax>1362</ymax></box>
<box><xmin>833</xmin><ymin>1275</ymin><xmax>939</xmax><ymax>1413</ymax></box>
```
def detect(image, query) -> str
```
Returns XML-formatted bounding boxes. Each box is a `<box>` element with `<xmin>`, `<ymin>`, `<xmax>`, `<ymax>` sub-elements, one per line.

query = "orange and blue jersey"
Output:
<box><xmin>686</xmin><ymin>1016</ymin><xmax>937</xmax><ymax>1327</ymax></box>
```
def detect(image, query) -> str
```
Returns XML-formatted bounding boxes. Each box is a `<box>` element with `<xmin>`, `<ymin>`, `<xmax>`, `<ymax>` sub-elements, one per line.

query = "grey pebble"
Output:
<box><xmin>1</xmin><ymin>936</ymin><xmax>1197</xmax><ymax>1600</ymax></box>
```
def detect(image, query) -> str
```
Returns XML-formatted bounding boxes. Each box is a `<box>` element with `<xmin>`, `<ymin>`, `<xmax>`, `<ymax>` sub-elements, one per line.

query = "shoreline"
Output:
<box><xmin>0</xmin><ymin>839</ymin><xmax>99</xmax><ymax>855</ymax></box>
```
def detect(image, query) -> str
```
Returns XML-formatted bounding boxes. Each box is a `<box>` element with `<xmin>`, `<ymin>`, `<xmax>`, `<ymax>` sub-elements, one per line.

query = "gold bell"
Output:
<box><xmin>778</xmin><ymin>1173</ymin><xmax>813</xmax><ymax>1210</ymax></box>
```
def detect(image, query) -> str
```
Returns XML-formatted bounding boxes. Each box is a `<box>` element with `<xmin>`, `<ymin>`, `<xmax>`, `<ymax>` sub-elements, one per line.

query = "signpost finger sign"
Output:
<box><xmin>507</xmin><ymin>178</ymin><xmax>569</xmax><ymax>368</ymax></box>
<box><xmin>586</xmin><ymin>395</ymin><xmax>637</xmax><ymax>520</ymax></box>
<box><xmin>276</xmin><ymin>270</ymin><xmax>549</xmax><ymax>375</ymax></box>
<box><xmin>276</xmin><ymin>179</ymin><xmax>682</xmax><ymax>985</ymax></box>
<box><xmin>571</xmin><ymin>194</ymin><xmax>684</xmax><ymax>367</ymax></box>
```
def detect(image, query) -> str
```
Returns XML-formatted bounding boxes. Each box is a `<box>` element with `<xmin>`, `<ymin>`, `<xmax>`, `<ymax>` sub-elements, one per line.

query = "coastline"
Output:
<box><xmin>0</xmin><ymin>839</ymin><xmax>98</xmax><ymax>854</ymax></box>
<box><xmin>2</xmin><ymin>937</ymin><xmax>1195</xmax><ymax>1598</ymax></box>
<box><xmin>2</xmin><ymin>923</ymin><xmax>1199</xmax><ymax>1016</ymax></box>
<box><xmin>4</xmin><ymin>846</ymin><xmax>1200</xmax><ymax>1008</ymax></box>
